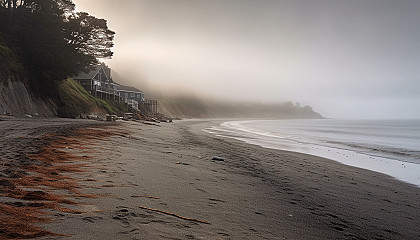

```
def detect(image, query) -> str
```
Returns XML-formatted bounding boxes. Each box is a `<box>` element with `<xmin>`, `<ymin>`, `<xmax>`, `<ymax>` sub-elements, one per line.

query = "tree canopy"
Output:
<box><xmin>0</xmin><ymin>0</ymin><xmax>115</xmax><ymax>95</ymax></box>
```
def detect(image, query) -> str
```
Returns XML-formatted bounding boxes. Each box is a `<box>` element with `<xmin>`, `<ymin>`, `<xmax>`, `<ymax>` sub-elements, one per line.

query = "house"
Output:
<box><xmin>73</xmin><ymin>64</ymin><xmax>119</xmax><ymax>95</ymax></box>
<box><xmin>116</xmin><ymin>85</ymin><xmax>158</xmax><ymax>115</ymax></box>
<box><xmin>73</xmin><ymin>64</ymin><xmax>157</xmax><ymax>116</ymax></box>
<box><xmin>117</xmin><ymin>85</ymin><xmax>145</xmax><ymax>103</ymax></box>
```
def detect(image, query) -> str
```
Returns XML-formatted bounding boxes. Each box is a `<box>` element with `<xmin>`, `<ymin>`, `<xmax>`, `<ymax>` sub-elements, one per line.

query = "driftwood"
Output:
<box><xmin>138</xmin><ymin>205</ymin><xmax>210</xmax><ymax>224</ymax></box>
<box><xmin>131</xmin><ymin>195</ymin><xmax>161</xmax><ymax>199</ymax></box>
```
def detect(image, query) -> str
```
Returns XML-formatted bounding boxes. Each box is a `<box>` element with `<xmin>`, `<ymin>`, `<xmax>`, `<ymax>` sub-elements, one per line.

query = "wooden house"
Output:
<box><xmin>73</xmin><ymin>64</ymin><xmax>119</xmax><ymax>95</ymax></box>
<box><xmin>117</xmin><ymin>85</ymin><xmax>145</xmax><ymax>103</ymax></box>
<box><xmin>73</xmin><ymin>64</ymin><xmax>158</xmax><ymax>116</ymax></box>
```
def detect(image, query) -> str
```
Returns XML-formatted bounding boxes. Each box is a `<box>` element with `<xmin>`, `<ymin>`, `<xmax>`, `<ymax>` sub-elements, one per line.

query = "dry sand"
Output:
<box><xmin>1</xmin><ymin>118</ymin><xmax>420</xmax><ymax>240</ymax></box>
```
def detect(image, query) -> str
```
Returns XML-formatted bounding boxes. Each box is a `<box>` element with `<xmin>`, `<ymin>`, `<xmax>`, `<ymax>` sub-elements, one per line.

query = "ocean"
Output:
<box><xmin>205</xmin><ymin>119</ymin><xmax>420</xmax><ymax>187</ymax></box>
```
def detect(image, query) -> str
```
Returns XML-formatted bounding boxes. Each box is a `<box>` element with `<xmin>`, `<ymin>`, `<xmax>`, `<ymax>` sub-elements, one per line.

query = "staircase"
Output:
<box><xmin>126</xmin><ymin>99</ymin><xmax>140</xmax><ymax>113</ymax></box>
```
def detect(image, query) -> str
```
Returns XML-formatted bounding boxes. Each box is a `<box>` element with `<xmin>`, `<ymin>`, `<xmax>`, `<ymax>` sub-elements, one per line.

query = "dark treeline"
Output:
<box><xmin>157</xmin><ymin>94</ymin><xmax>324</xmax><ymax>119</ymax></box>
<box><xmin>0</xmin><ymin>0</ymin><xmax>114</xmax><ymax>96</ymax></box>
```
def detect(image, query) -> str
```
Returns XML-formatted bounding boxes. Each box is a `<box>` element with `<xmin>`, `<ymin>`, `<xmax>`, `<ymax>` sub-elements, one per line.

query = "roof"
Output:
<box><xmin>73</xmin><ymin>66</ymin><xmax>100</xmax><ymax>80</ymax></box>
<box><xmin>73</xmin><ymin>65</ymin><xmax>113</xmax><ymax>82</ymax></box>
<box><xmin>117</xmin><ymin>85</ymin><xmax>144</xmax><ymax>93</ymax></box>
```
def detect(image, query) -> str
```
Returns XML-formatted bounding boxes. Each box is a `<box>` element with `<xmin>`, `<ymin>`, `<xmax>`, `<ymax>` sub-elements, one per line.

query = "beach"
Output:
<box><xmin>1</xmin><ymin>119</ymin><xmax>420</xmax><ymax>239</ymax></box>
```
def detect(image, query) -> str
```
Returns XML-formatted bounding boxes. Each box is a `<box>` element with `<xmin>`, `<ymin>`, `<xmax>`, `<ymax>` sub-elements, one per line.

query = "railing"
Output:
<box><xmin>90</xmin><ymin>86</ymin><xmax>157</xmax><ymax>116</ymax></box>
<box><xmin>122</xmin><ymin>98</ymin><xmax>140</xmax><ymax>113</ymax></box>
<box><xmin>94</xmin><ymin>85</ymin><xmax>118</xmax><ymax>95</ymax></box>
<box><xmin>126</xmin><ymin>99</ymin><xmax>139</xmax><ymax>109</ymax></box>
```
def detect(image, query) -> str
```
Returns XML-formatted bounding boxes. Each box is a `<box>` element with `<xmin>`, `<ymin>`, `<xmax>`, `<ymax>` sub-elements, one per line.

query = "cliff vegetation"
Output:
<box><xmin>57</xmin><ymin>78</ymin><xmax>127</xmax><ymax>118</ymax></box>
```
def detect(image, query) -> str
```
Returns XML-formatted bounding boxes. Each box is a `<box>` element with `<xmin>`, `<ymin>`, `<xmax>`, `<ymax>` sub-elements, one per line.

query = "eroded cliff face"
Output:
<box><xmin>0</xmin><ymin>77</ymin><xmax>56</xmax><ymax>117</ymax></box>
<box><xmin>0</xmin><ymin>41</ymin><xmax>56</xmax><ymax>117</ymax></box>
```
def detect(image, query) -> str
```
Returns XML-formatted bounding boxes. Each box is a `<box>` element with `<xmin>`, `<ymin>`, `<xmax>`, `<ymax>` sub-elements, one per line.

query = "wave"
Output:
<box><xmin>204</xmin><ymin>119</ymin><xmax>420</xmax><ymax>187</ymax></box>
<box><xmin>209</xmin><ymin>120</ymin><xmax>420</xmax><ymax>165</ymax></box>
<box><xmin>327</xmin><ymin>140</ymin><xmax>420</xmax><ymax>163</ymax></box>
<box><xmin>221</xmin><ymin>121</ymin><xmax>286</xmax><ymax>139</ymax></box>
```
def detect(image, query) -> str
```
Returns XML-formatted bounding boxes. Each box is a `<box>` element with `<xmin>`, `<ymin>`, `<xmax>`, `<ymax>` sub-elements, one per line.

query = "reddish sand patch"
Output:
<box><xmin>0</xmin><ymin>127</ymin><xmax>118</xmax><ymax>239</ymax></box>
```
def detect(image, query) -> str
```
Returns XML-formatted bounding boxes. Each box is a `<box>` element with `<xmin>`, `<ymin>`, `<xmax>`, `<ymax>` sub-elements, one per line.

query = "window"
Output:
<box><xmin>130</xmin><ymin>93</ymin><xmax>135</xmax><ymax>97</ymax></box>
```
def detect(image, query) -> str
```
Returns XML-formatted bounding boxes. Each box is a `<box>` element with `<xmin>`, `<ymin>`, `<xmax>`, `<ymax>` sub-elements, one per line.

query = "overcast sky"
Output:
<box><xmin>72</xmin><ymin>0</ymin><xmax>420</xmax><ymax>119</ymax></box>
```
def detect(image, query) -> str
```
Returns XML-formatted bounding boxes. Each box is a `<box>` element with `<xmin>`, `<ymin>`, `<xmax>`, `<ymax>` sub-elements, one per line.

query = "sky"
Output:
<box><xmin>72</xmin><ymin>0</ymin><xmax>420</xmax><ymax>119</ymax></box>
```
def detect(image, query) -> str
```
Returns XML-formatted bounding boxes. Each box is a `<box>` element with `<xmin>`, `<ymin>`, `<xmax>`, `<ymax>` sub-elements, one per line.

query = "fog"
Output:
<box><xmin>73</xmin><ymin>0</ymin><xmax>420</xmax><ymax>119</ymax></box>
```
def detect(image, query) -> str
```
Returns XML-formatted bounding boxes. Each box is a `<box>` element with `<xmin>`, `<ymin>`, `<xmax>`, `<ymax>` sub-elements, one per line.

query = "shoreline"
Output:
<box><xmin>1</xmin><ymin>118</ymin><xmax>420</xmax><ymax>239</ymax></box>
<box><xmin>206</xmin><ymin>119</ymin><xmax>420</xmax><ymax>188</ymax></box>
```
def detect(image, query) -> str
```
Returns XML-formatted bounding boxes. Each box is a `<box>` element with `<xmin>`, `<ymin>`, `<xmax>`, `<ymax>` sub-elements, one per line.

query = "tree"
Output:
<box><xmin>0</xmin><ymin>0</ymin><xmax>115</xmax><ymax>96</ymax></box>
<box><xmin>0</xmin><ymin>0</ymin><xmax>74</xmax><ymax>34</ymax></box>
<box><xmin>64</xmin><ymin>12</ymin><xmax>115</xmax><ymax>73</ymax></box>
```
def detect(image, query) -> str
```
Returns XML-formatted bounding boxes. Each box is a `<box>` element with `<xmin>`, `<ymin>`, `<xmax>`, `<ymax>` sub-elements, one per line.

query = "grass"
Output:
<box><xmin>57</xmin><ymin>78</ymin><xmax>127</xmax><ymax>118</ymax></box>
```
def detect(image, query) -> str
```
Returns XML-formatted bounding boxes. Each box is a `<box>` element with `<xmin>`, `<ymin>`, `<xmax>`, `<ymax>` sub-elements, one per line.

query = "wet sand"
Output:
<box><xmin>0</xmin><ymin>118</ymin><xmax>113</xmax><ymax>238</ymax></box>
<box><xmin>1</xmin><ymin>119</ymin><xmax>420</xmax><ymax>239</ymax></box>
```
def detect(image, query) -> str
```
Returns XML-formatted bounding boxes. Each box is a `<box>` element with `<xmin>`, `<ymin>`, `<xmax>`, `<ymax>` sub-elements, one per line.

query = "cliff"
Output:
<box><xmin>0</xmin><ymin>42</ymin><xmax>56</xmax><ymax>117</ymax></box>
<box><xmin>0</xmin><ymin>41</ymin><xmax>124</xmax><ymax>118</ymax></box>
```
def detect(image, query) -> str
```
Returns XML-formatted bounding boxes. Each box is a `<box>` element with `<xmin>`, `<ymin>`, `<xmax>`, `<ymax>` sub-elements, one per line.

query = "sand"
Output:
<box><xmin>1</xmin><ymin>118</ymin><xmax>420</xmax><ymax>240</ymax></box>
